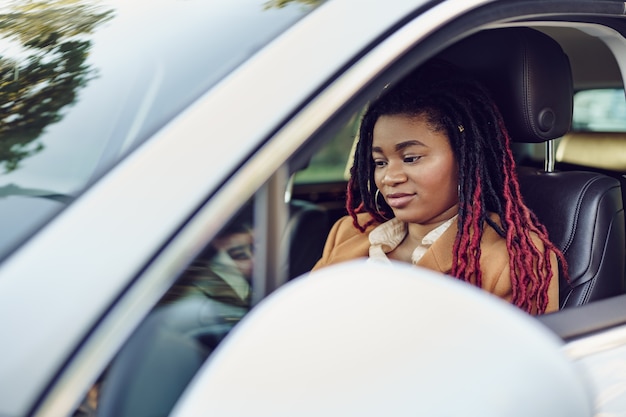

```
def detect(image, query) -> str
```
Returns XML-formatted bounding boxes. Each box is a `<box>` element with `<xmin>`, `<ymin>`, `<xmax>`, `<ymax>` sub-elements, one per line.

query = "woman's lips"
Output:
<box><xmin>385</xmin><ymin>193</ymin><xmax>415</xmax><ymax>208</ymax></box>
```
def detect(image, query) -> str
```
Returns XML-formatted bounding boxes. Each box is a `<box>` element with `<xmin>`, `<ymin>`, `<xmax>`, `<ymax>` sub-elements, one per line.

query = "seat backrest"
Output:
<box><xmin>286</xmin><ymin>199</ymin><xmax>330</xmax><ymax>279</ymax></box>
<box><xmin>438</xmin><ymin>28</ymin><xmax>626</xmax><ymax>308</ymax></box>
<box><xmin>517</xmin><ymin>168</ymin><xmax>625</xmax><ymax>306</ymax></box>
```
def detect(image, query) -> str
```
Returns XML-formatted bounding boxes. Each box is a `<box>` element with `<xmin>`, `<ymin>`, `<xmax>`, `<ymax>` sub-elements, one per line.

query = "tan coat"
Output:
<box><xmin>313</xmin><ymin>212</ymin><xmax>559</xmax><ymax>314</ymax></box>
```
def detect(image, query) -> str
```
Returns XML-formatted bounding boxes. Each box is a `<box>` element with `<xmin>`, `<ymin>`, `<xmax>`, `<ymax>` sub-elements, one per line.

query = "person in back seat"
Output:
<box><xmin>313</xmin><ymin>60</ymin><xmax>564</xmax><ymax>315</ymax></box>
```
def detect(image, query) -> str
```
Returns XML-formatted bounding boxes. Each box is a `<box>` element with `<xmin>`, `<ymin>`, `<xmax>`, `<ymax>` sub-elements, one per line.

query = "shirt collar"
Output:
<box><xmin>368</xmin><ymin>215</ymin><xmax>457</xmax><ymax>264</ymax></box>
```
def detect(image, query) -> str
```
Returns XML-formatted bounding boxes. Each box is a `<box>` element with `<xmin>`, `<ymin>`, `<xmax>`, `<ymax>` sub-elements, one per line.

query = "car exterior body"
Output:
<box><xmin>1</xmin><ymin>0</ymin><xmax>626</xmax><ymax>416</ymax></box>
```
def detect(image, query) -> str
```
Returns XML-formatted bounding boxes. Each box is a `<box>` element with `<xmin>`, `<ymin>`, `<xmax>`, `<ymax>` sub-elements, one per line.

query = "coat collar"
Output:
<box><xmin>416</xmin><ymin>217</ymin><xmax>458</xmax><ymax>273</ymax></box>
<box><xmin>416</xmin><ymin>213</ymin><xmax>504</xmax><ymax>273</ymax></box>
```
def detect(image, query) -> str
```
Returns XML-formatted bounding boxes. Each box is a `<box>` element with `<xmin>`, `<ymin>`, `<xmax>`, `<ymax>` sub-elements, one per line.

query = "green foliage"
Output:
<box><xmin>295</xmin><ymin>112</ymin><xmax>361</xmax><ymax>184</ymax></box>
<box><xmin>0</xmin><ymin>0</ymin><xmax>113</xmax><ymax>173</ymax></box>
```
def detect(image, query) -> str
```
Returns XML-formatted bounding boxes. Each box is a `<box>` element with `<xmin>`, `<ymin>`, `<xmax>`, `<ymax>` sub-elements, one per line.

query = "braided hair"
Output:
<box><xmin>347</xmin><ymin>60</ymin><xmax>566</xmax><ymax>314</ymax></box>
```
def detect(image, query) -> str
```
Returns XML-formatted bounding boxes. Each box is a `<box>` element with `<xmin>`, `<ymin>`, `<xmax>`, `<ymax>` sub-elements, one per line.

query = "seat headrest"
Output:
<box><xmin>438</xmin><ymin>28</ymin><xmax>573</xmax><ymax>143</ymax></box>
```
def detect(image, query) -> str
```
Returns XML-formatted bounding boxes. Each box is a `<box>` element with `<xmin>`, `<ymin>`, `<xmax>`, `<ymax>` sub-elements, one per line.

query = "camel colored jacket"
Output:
<box><xmin>312</xmin><ymin>212</ymin><xmax>559</xmax><ymax>314</ymax></box>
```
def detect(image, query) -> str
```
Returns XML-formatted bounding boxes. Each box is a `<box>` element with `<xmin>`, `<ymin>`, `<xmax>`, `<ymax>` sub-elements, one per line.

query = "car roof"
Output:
<box><xmin>538</xmin><ymin>26</ymin><xmax>623</xmax><ymax>90</ymax></box>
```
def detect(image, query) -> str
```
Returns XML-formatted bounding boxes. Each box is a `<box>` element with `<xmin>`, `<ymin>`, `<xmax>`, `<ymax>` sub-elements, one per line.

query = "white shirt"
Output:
<box><xmin>368</xmin><ymin>216</ymin><xmax>457</xmax><ymax>265</ymax></box>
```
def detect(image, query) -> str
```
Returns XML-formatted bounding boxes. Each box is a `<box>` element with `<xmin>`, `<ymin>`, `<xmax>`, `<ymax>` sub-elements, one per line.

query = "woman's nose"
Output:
<box><xmin>383</xmin><ymin>161</ymin><xmax>407</xmax><ymax>185</ymax></box>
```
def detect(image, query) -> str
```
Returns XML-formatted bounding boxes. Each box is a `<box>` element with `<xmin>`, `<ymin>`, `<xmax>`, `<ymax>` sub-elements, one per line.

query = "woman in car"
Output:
<box><xmin>313</xmin><ymin>60</ymin><xmax>564</xmax><ymax>315</ymax></box>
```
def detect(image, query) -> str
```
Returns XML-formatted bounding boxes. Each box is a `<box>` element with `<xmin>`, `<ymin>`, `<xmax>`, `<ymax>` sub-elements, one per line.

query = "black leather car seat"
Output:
<box><xmin>438</xmin><ymin>28</ymin><xmax>625</xmax><ymax>308</ymax></box>
<box><xmin>287</xmin><ymin>199</ymin><xmax>329</xmax><ymax>279</ymax></box>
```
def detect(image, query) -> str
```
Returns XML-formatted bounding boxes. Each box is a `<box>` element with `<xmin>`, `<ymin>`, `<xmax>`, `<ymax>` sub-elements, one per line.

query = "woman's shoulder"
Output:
<box><xmin>312</xmin><ymin>212</ymin><xmax>379</xmax><ymax>270</ymax></box>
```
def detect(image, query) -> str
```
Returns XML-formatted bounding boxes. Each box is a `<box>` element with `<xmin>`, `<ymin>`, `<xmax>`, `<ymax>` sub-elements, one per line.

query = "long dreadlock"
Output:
<box><xmin>347</xmin><ymin>60</ymin><xmax>567</xmax><ymax>314</ymax></box>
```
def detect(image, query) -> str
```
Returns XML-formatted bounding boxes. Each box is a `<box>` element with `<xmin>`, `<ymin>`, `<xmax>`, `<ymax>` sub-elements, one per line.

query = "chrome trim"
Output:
<box><xmin>564</xmin><ymin>324</ymin><xmax>626</xmax><ymax>360</ymax></box>
<box><xmin>545</xmin><ymin>139</ymin><xmax>555</xmax><ymax>172</ymax></box>
<box><xmin>284</xmin><ymin>174</ymin><xmax>295</xmax><ymax>204</ymax></box>
<box><xmin>34</xmin><ymin>0</ymin><xmax>496</xmax><ymax>415</ymax></box>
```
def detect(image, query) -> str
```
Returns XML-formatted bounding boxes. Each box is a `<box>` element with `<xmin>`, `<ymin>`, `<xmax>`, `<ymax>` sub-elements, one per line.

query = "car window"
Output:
<box><xmin>294</xmin><ymin>111</ymin><xmax>360</xmax><ymax>184</ymax></box>
<box><xmin>72</xmin><ymin>140</ymin><xmax>337</xmax><ymax>417</ymax></box>
<box><xmin>73</xmin><ymin>202</ymin><xmax>256</xmax><ymax>417</ymax></box>
<box><xmin>71</xmin><ymin>92</ymin><xmax>358</xmax><ymax>417</ymax></box>
<box><xmin>555</xmin><ymin>88</ymin><xmax>626</xmax><ymax>172</ymax></box>
<box><xmin>572</xmin><ymin>88</ymin><xmax>626</xmax><ymax>132</ymax></box>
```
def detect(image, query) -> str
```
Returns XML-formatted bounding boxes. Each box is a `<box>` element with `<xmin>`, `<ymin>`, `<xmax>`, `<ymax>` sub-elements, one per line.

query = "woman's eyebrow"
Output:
<box><xmin>395</xmin><ymin>140</ymin><xmax>425</xmax><ymax>151</ymax></box>
<box><xmin>372</xmin><ymin>140</ymin><xmax>425</xmax><ymax>154</ymax></box>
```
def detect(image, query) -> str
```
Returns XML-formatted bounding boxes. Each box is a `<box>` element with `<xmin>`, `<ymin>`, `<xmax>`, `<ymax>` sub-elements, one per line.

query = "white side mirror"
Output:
<box><xmin>172</xmin><ymin>260</ymin><xmax>593</xmax><ymax>417</ymax></box>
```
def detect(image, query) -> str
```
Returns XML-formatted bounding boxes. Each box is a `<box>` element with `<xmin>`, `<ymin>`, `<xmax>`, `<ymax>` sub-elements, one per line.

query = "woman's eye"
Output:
<box><xmin>374</xmin><ymin>160</ymin><xmax>387</xmax><ymax>168</ymax></box>
<box><xmin>404</xmin><ymin>156</ymin><xmax>421</xmax><ymax>163</ymax></box>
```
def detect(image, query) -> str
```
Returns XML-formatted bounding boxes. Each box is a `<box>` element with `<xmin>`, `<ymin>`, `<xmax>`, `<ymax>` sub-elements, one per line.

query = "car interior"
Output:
<box><xmin>440</xmin><ymin>27</ymin><xmax>625</xmax><ymax>308</ymax></box>
<box><xmin>292</xmin><ymin>26</ymin><xmax>626</xmax><ymax>309</ymax></box>
<box><xmin>83</xmin><ymin>16</ymin><xmax>626</xmax><ymax>417</ymax></box>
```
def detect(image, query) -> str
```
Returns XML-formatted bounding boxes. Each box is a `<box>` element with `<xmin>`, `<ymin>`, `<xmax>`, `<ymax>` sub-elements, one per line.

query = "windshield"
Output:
<box><xmin>0</xmin><ymin>0</ymin><xmax>319</xmax><ymax>257</ymax></box>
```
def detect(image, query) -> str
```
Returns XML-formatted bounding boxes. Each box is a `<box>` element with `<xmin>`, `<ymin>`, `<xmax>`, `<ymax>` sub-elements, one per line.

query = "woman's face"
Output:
<box><xmin>372</xmin><ymin>113</ymin><xmax>459</xmax><ymax>226</ymax></box>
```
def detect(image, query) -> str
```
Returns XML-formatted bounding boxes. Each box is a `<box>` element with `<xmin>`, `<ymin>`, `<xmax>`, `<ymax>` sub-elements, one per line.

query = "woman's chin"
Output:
<box><xmin>390</xmin><ymin>210</ymin><xmax>422</xmax><ymax>224</ymax></box>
